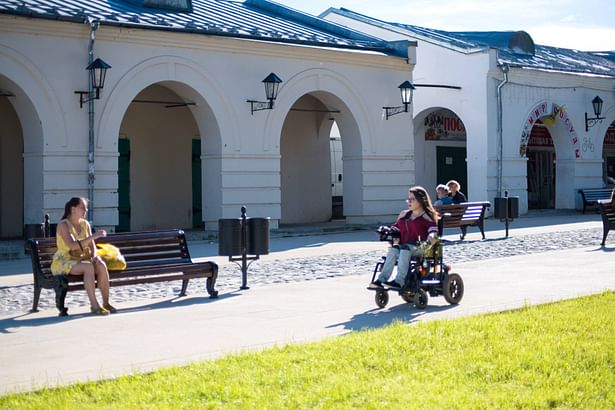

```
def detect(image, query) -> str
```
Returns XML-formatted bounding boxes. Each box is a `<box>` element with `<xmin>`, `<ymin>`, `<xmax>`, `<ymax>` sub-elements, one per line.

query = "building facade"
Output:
<box><xmin>0</xmin><ymin>0</ymin><xmax>419</xmax><ymax>238</ymax></box>
<box><xmin>323</xmin><ymin>8</ymin><xmax>615</xmax><ymax>213</ymax></box>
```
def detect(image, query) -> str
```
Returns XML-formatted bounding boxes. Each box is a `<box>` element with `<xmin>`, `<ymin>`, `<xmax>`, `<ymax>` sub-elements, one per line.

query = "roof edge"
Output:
<box><xmin>245</xmin><ymin>0</ymin><xmax>381</xmax><ymax>44</ymax></box>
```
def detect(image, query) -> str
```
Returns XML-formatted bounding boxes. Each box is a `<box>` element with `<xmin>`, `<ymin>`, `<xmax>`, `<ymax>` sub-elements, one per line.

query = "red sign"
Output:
<box><xmin>528</xmin><ymin>126</ymin><xmax>553</xmax><ymax>147</ymax></box>
<box><xmin>424</xmin><ymin>109</ymin><xmax>466</xmax><ymax>141</ymax></box>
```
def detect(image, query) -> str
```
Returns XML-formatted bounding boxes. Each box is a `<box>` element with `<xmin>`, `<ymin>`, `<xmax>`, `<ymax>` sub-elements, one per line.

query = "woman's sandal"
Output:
<box><xmin>102</xmin><ymin>303</ymin><xmax>117</xmax><ymax>314</ymax></box>
<box><xmin>91</xmin><ymin>306</ymin><xmax>110</xmax><ymax>316</ymax></box>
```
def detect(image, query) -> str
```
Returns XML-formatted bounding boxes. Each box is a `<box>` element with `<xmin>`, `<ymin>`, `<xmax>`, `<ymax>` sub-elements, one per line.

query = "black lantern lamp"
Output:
<box><xmin>247</xmin><ymin>72</ymin><xmax>283</xmax><ymax>114</ymax></box>
<box><xmin>75</xmin><ymin>58</ymin><xmax>112</xmax><ymax>108</ymax></box>
<box><xmin>585</xmin><ymin>95</ymin><xmax>605</xmax><ymax>132</ymax></box>
<box><xmin>383</xmin><ymin>81</ymin><xmax>415</xmax><ymax>120</ymax></box>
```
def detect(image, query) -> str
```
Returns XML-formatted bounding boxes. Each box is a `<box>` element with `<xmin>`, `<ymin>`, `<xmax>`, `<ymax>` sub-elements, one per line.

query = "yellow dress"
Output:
<box><xmin>50</xmin><ymin>219</ymin><xmax>91</xmax><ymax>276</ymax></box>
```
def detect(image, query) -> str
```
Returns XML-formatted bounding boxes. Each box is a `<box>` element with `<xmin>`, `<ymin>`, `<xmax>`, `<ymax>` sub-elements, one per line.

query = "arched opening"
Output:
<box><xmin>415</xmin><ymin>108</ymin><xmax>467</xmax><ymax>199</ymax></box>
<box><xmin>603</xmin><ymin>121</ymin><xmax>615</xmax><ymax>184</ymax></box>
<box><xmin>526</xmin><ymin>120</ymin><xmax>555</xmax><ymax>209</ymax></box>
<box><xmin>329</xmin><ymin>121</ymin><xmax>343</xmax><ymax>220</ymax></box>
<box><xmin>0</xmin><ymin>90</ymin><xmax>23</xmax><ymax>238</ymax></box>
<box><xmin>520</xmin><ymin>102</ymin><xmax>580</xmax><ymax>210</ymax></box>
<box><xmin>118</xmin><ymin>83</ymin><xmax>202</xmax><ymax>231</ymax></box>
<box><xmin>279</xmin><ymin>91</ymin><xmax>360</xmax><ymax>225</ymax></box>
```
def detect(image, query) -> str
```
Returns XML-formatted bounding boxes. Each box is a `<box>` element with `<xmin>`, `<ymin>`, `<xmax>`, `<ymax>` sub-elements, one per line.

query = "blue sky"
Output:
<box><xmin>274</xmin><ymin>0</ymin><xmax>615</xmax><ymax>51</ymax></box>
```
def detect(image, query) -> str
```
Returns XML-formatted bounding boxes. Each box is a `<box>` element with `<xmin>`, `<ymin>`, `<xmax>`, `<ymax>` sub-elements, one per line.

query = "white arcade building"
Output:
<box><xmin>323</xmin><ymin>8</ymin><xmax>615</xmax><ymax>213</ymax></box>
<box><xmin>0</xmin><ymin>0</ymin><xmax>420</xmax><ymax>238</ymax></box>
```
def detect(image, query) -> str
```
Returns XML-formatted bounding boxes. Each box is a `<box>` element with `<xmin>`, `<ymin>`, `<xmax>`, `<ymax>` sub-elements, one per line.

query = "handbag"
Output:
<box><xmin>96</xmin><ymin>243</ymin><xmax>127</xmax><ymax>270</ymax></box>
<box><xmin>69</xmin><ymin>245</ymin><xmax>93</xmax><ymax>262</ymax></box>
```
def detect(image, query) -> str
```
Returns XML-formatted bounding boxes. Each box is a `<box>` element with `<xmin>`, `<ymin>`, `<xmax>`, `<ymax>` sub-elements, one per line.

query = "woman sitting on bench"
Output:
<box><xmin>50</xmin><ymin>197</ymin><xmax>116</xmax><ymax>315</ymax></box>
<box><xmin>369</xmin><ymin>186</ymin><xmax>439</xmax><ymax>289</ymax></box>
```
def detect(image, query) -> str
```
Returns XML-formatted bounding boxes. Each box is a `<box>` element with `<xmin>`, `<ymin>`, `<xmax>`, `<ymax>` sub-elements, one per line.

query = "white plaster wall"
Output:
<box><xmin>322</xmin><ymin>11</ymin><xmax>492</xmax><ymax>203</ymax></box>
<box><xmin>499</xmin><ymin>70</ymin><xmax>615</xmax><ymax>210</ymax></box>
<box><xmin>0</xmin><ymin>41</ymin><xmax>63</xmax><ymax>224</ymax></box>
<box><xmin>0</xmin><ymin>15</ymin><xmax>416</xmax><ymax>232</ymax></box>
<box><xmin>324</xmin><ymin>10</ymin><xmax>615</xmax><ymax>214</ymax></box>
<box><xmin>251</xmin><ymin>65</ymin><xmax>417</xmax><ymax>225</ymax></box>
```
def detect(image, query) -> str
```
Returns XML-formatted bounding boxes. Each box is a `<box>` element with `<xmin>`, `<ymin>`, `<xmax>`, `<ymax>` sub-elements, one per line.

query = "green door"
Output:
<box><xmin>117</xmin><ymin>138</ymin><xmax>131</xmax><ymax>232</ymax></box>
<box><xmin>436</xmin><ymin>146</ymin><xmax>468</xmax><ymax>199</ymax></box>
<box><xmin>192</xmin><ymin>139</ymin><xmax>203</xmax><ymax>228</ymax></box>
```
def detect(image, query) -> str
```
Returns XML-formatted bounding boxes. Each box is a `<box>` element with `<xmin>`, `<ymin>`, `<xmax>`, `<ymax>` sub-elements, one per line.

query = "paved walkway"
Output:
<box><xmin>0</xmin><ymin>211</ymin><xmax>614</xmax><ymax>394</ymax></box>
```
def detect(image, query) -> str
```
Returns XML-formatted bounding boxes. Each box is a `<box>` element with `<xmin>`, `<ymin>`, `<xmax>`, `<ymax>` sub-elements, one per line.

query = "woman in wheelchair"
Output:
<box><xmin>369</xmin><ymin>186</ymin><xmax>439</xmax><ymax>289</ymax></box>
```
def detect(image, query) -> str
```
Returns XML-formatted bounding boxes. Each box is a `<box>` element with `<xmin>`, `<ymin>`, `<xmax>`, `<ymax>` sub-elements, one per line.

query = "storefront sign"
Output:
<box><xmin>528</xmin><ymin>126</ymin><xmax>553</xmax><ymax>147</ymax></box>
<box><xmin>424</xmin><ymin>109</ymin><xmax>466</xmax><ymax>141</ymax></box>
<box><xmin>520</xmin><ymin>102</ymin><xmax>580</xmax><ymax>158</ymax></box>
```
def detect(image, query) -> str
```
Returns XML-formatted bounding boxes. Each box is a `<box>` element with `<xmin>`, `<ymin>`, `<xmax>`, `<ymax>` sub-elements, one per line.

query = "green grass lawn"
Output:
<box><xmin>2</xmin><ymin>292</ymin><xmax>614</xmax><ymax>409</ymax></box>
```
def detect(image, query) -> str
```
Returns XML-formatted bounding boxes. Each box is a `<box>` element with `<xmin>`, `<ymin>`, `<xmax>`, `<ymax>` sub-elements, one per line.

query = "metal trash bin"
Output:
<box><xmin>218</xmin><ymin>218</ymin><xmax>242</xmax><ymax>256</ymax></box>
<box><xmin>247</xmin><ymin>217</ymin><xmax>270</xmax><ymax>255</ymax></box>
<box><xmin>494</xmin><ymin>196</ymin><xmax>519</xmax><ymax>220</ymax></box>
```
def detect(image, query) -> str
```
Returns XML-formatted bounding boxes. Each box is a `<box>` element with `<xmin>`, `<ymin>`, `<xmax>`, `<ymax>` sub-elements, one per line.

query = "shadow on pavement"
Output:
<box><xmin>0</xmin><ymin>292</ymin><xmax>237</xmax><ymax>334</ymax></box>
<box><xmin>326</xmin><ymin>303</ymin><xmax>456</xmax><ymax>332</ymax></box>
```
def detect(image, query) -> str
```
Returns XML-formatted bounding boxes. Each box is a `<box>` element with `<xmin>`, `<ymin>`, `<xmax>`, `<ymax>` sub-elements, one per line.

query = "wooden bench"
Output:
<box><xmin>578</xmin><ymin>188</ymin><xmax>613</xmax><ymax>214</ymax></box>
<box><xmin>435</xmin><ymin>201</ymin><xmax>491</xmax><ymax>240</ymax></box>
<box><xmin>29</xmin><ymin>229</ymin><xmax>219</xmax><ymax>316</ymax></box>
<box><xmin>597</xmin><ymin>199</ymin><xmax>615</xmax><ymax>246</ymax></box>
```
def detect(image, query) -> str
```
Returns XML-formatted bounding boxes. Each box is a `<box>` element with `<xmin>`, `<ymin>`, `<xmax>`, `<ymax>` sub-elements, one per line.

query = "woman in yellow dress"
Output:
<box><xmin>51</xmin><ymin>197</ymin><xmax>116</xmax><ymax>315</ymax></box>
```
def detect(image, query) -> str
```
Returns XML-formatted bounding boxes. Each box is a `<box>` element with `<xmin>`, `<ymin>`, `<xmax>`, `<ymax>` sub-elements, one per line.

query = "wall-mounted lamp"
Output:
<box><xmin>247</xmin><ymin>72</ymin><xmax>283</xmax><ymax>115</ymax></box>
<box><xmin>75</xmin><ymin>57</ymin><xmax>111</xmax><ymax>108</ymax></box>
<box><xmin>585</xmin><ymin>95</ymin><xmax>605</xmax><ymax>132</ymax></box>
<box><xmin>383</xmin><ymin>81</ymin><xmax>415</xmax><ymax>120</ymax></box>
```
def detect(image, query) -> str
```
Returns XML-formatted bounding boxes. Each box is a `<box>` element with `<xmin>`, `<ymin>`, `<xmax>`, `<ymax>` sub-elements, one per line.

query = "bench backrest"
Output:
<box><xmin>579</xmin><ymin>188</ymin><xmax>613</xmax><ymax>202</ymax></box>
<box><xmin>435</xmin><ymin>201</ymin><xmax>490</xmax><ymax>228</ymax></box>
<box><xmin>29</xmin><ymin>229</ymin><xmax>192</xmax><ymax>281</ymax></box>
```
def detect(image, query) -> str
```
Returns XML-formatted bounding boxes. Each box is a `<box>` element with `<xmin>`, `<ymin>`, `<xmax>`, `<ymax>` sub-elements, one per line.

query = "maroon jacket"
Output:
<box><xmin>392</xmin><ymin>210</ymin><xmax>438</xmax><ymax>243</ymax></box>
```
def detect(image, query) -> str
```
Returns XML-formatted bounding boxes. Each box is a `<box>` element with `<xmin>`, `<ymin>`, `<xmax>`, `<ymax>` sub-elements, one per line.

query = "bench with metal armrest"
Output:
<box><xmin>29</xmin><ymin>229</ymin><xmax>219</xmax><ymax>316</ymax></box>
<box><xmin>435</xmin><ymin>201</ymin><xmax>491</xmax><ymax>240</ymax></box>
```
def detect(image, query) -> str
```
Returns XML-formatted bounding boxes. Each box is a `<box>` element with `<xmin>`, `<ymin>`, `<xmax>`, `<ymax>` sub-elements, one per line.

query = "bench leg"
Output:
<box><xmin>602</xmin><ymin>226</ymin><xmax>609</xmax><ymax>246</ymax></box>
<box><xmin>53</xmin><ymin>276</ymin><xmax>69</xmax><ymax>317</ymax></box>
<box><xmin>459</xmin><ymin>226</ymin><xmax>467</xmax><ymax>240</ymax></box>
<box><xmin>478</xmin><ymin>221</ymin><xmax>486</xmax><ymax>240</ymax></box>
<box><xmin>206</xmin><ymin>263</ymin><xmax>219</xmax><ymax>299</ymax></box>
<box><xmin>180</xmin><ymin>279</ymin><xmax>189</xmax><ymax>297</ymax></box>
<box><xmin>31</xmin><ymin>284</ymin><xmax>41</xmax><ymax>313</ymax></box>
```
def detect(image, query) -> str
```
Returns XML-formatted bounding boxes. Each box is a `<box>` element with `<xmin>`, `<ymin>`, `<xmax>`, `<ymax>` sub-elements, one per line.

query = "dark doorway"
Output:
<box><xmin>526</xmin><ymin>125</ymin><xmax>555</xmax><ymax>209</ymax></box>
<box><xmin>527</xmin><ymin>150</ymin><xmax>555</xmax><ymax>209</ymax></box>
<box><xmin>117</xmin><ymin>138</ymin><xmax>131</xmax><ymax>232</ymax></box>
<box><xmin>436</xmin><ymin>146</ymin><xmax>468</xmax><ymax>199</ymax></box>
<box><xmin>192</xmin><ymin>139</ymin><xmax>203</xmax><ymax>229</ymax></box>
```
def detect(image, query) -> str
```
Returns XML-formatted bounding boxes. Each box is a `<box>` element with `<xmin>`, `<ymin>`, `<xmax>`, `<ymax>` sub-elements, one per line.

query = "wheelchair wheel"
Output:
<box><xmin>375</xmin><ymin>290</ymin><xmax>389</xmax><ymax>308</ymax></box>
<box><xmin>400</xmin><ymin>289</ymin><xmax>413</xmax><ymax>304</ymax></box>
<box><xmin>414</xmin><ymin>289</ymin><xmax>428</xmax><ymax>309</ymax></box>
<box><xmin>443</xmin><ymin>273</ymin><xmax>464</xmax><ymax>305</ymax></box>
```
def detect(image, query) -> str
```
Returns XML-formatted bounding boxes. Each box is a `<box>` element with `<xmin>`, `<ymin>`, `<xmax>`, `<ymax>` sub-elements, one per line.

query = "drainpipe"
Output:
<box><xmin>496</xmin><ymin>64</ymin><xmax>509</xmax><ymax>197</ymax></box>
<box><xmin>87</xmin><ymin>20</ymin><xmax>99</xmax><ymax>222</ymax></box>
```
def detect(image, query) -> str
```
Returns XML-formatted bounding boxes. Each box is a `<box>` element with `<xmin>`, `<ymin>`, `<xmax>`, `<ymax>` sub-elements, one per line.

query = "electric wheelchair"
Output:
<box><xmin>367</xmin><ymin>222</ymin><xmax>464</xmax><ymax>309</ymax></box>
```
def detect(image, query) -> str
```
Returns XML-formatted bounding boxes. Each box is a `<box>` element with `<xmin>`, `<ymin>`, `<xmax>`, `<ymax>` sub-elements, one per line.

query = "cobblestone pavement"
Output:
<box><xmin>0</xmin><ymin>228</ymin><xmax>604</xmax><ymax>314</ymax></box>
